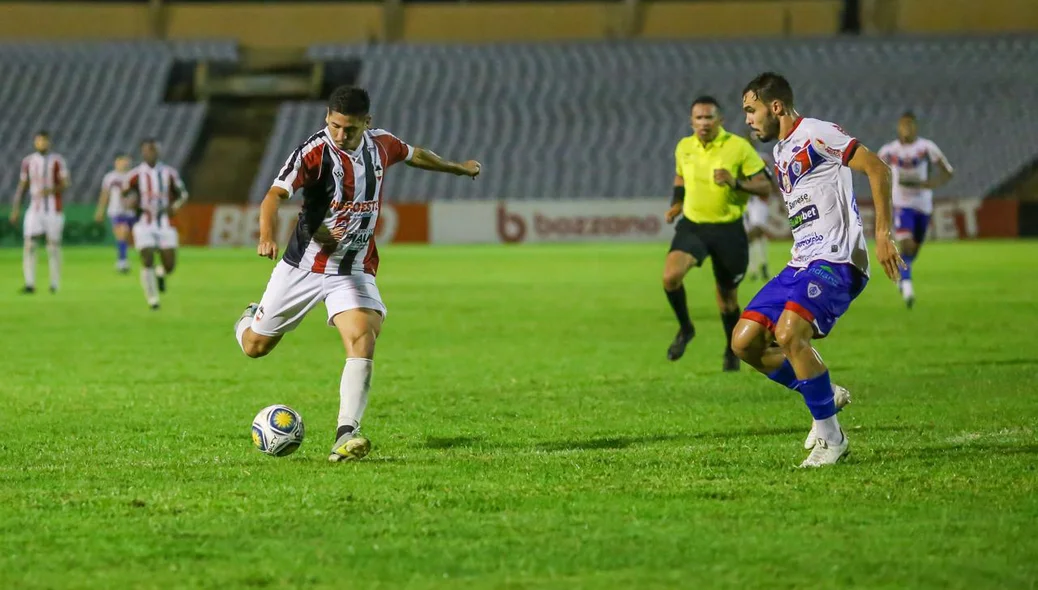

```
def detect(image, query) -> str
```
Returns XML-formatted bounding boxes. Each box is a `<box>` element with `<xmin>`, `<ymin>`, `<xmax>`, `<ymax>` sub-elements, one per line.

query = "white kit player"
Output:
<box><xmin>233</xmin><ymin>86</ymin><xmax>481</xmax><ymax>462</ymax></box>
<box><xmin>94</xmin><ymin>153</ymin><xmax>135</xmax><ymax>274</ymax></box>
<box><xmin>9</xmin><ymin>131</ymin><xmax>70</xmax><ymax>294</ymax></box>
<box><xmin>877</xmin><ymin>112</ymin><xmax>954</xmax><ymax>308</ymax></box>
<box><xmin>744</xmin><ymin>130</ymin><xmax>778</xmax><ymax>281</ymax></box>
<box><xmin>734</xmin><ymin>72</ymin><xmax>903</xmax><ymax>467</ymax></box>
<box><xmin>123</xmin><ymin>139</ymin><xmax>188</xmax><ymax>309</ymax></box>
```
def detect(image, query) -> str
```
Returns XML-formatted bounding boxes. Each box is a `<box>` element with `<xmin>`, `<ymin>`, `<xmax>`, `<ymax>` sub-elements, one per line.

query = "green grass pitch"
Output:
<box><xmin>2</xmin><ymin>241</ymin><xmax>1037</xmax><ymax>589</ymax></box>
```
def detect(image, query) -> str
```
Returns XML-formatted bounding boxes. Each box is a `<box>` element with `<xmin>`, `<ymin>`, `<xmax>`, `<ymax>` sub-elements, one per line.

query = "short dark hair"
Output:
<box><xmin>900</xmin><ymin>111</ymin><xmax>917</xmax><ymax>121</ymax></box>
<box><xmin>743</xmin><ymin>72</ymin><xmax>795</xmax><ymax>108</ymax></box>
<box><xmin>691</xmin><ymin>95</ymin><xmax>721</xmax><ymax>111</ymax></box>
<box><xmin>35</xmin><ymin>130</ymin><xmax>49</xmax><ymax>138</ymax></box>
<box><xmin>328</xmin><ymin>85</ymin><xmax>370</xmax><ymax>117</ymax></box>
<box><xmin>141</xmin><ymin>137</ymin><xmax>158</xmax><ymax>147</ymax></box>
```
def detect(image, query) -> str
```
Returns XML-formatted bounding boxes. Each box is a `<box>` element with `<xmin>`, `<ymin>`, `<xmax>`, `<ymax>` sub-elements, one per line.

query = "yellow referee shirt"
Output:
<box><xmin>675</xmin><ymin>127</ymin><xmax>766</xmax><ymax>224</ymax></box>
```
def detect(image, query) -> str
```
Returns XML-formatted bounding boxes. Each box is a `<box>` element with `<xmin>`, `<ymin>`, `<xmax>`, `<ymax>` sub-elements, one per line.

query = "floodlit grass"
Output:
<box><xmin>2</xmin><ymin>241</ymin><xmax>1037</xmax><ymax>589</ymax></box>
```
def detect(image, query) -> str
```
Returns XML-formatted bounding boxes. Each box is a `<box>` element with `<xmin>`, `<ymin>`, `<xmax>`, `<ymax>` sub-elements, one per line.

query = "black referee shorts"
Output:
<box><xmin>669</xmin><ymin>217</ymin><xmax>749</xmax><ymax>289</ymax></box>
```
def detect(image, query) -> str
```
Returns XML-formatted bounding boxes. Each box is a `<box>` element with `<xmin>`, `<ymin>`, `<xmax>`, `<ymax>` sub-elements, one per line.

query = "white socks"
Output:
<box><xmin>155</xmin><ymin>264</ymin><xmax>166</xmax><ymax>279</ymax></box>
<box><xmin>338</xmin><ymin>358</ymin><xmax>373</xmax><ymax>431</ymax></box>
<box><xmin>814</xmin><ymin>415</ymin><xmax>843</xmax><ymax>444</ymax></box>
<box><xmin>140</xmin><ymin>267</ymin><xmax>159</xmax><ymax>305</ymax></box>
<box><xmin>47</xmin><ymin>243</ymin><xmax>61</xmax><ymax>290</ymax></box>
<box><xmin>23</xmin><ymin>244</ymin><xmax>36</xmax><ymax>287</ymax></box>
<box><xmin>235</xmin><ymin>313</ymin><xmax>253</xmax><ymax>354</ymax></box>
<box><xmin>900</xmin><ymin>279</ymin><xmax>914</xmax><ymax>301</ymax></box>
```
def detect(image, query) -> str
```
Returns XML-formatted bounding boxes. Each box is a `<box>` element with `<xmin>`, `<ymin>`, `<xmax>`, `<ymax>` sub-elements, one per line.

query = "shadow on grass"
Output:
<box><xmin>867</xmin><ymin>442</ymin><xmax>1038</xmax><ymax>463</ymax></box>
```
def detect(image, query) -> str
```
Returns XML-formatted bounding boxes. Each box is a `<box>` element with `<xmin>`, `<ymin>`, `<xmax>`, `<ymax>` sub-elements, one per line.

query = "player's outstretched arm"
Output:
<box><xmin>94</xmin><ymin>185</ymin><xmax>109</xmax><ymax>223</ymax></box>
<box><xmin>848</xmin><ymin>146</ymin><xmax>905</xmax><ymax>281</ymax></box>
<box><xmin>407</xmin><ymin>147</ymin><xmax>481</xmax><ymax>178</ymax></box>
<box><xmin>257</xmin><ymin>187</ymin><xmax>288</xmax><ymax>260</ymax></box>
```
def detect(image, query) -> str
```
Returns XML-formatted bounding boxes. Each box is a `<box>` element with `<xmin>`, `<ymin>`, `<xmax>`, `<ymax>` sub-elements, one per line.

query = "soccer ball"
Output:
<box><xmin>251</xmin><ymin>404</ymin><xmax>305</xmax><ymax>457</ymax></box>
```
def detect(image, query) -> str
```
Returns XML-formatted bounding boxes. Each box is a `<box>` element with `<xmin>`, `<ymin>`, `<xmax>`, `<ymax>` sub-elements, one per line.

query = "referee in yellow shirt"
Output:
<box><xmin>663</xmin><ymin>96</ymin><xmax>774</xmax><ymax>371</ymax></box>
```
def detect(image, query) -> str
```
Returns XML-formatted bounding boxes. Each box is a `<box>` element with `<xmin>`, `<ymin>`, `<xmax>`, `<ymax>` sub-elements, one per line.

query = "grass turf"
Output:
<box><xmin>2</xmin><ymin>241</ymin><xmax>1037</xmax><ymax>589</ymax></box>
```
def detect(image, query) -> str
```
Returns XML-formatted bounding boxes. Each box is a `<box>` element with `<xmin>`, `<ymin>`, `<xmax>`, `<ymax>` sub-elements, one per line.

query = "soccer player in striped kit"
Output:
<box><xmin>234</xmin><ymin>86</ymin><xmax>481</xmax><ymax>462</ymax></box>
<box><xmin>9</xmin><ymin>131</ymin><xmax>70</xmax><ymax>294</ymax></box>
<box><xmin>122</xmin><ymin>139</ymin><xmax>189</xmax><ymax>309</ymax></box>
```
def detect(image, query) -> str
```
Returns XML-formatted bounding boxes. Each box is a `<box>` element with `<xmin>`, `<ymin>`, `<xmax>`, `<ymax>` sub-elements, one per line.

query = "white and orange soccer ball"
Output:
<box><xmin>251</xmin><ymin>404</ymin><xmax>305</xmax><ymax>457</ymax></box>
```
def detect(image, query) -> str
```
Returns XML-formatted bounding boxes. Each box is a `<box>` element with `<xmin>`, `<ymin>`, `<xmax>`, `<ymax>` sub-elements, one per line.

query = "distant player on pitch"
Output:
<box><xmin>9</xmin><ymin>131</ymin><xmax>70</xmax><ymax>294</ymax></box>
<box><xmin>877</xmin><ymin>112</ymin><xmax>954</xmax><ymax>309</ymax></box>
<box><xmin>122</xmin><ymin>139</ymin><xmax>188</xmax><ymax>309</ymax></box>
<box><xmin>94</xmin><ymin>153</ymin><xmax>135</xmax><ymax>274</ymax></box>
<box><xmin>734</xmin><ymin>72</ymin><xmax>904</xmax><ymax>467</ymax></box>
<box><xmin>233</xmin><ymin>86</ymin><xmax>481</xmax><ymax>462</ymax></box>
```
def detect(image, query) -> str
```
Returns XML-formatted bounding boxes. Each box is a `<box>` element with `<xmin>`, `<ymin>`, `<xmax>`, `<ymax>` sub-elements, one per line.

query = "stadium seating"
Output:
<box><xmin>251</xmin><ymin>35</ymin><xmax>1038</xmax><ymax>202</ymax></box>
<box><xmin>0</xmin><ymin>40</ymin><xmax>237</xmax><ymax>206</ymax></box>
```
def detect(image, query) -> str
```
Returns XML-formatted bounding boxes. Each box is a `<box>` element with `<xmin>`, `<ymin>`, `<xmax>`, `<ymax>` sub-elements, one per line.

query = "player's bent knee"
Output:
<box><xmin>730</xmin><ymin>320</ymin><xmax>765</xmax><ymax>361</ymax></box>
<box><xmin>242</xmin><ymin>332</ymin><xmax>279</xmax><ymax>358</ymax></box>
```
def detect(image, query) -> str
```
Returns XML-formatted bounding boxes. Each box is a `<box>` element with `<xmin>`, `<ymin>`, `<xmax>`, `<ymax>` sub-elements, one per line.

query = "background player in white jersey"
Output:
<box><xmin>8</xmin><ymin>131</ymin><xmax>70</xmax><ymax>294</ymax></box>
<box><xmin>877</xmin><ymin>112</ymin><xmax>954</xmax><ymax>308</ymax></box>
<box><xmin>123</xmin><ymin>139</ymin><xmax>188</xmax><ymax>309</ymax></box>
<box><xmin>233</xmin><ymin>86</ymin><xmax>481</xmax><ymax>463</ymax></box>
<box><xmin>94</xmin><ymin>153</ymin><xmax>135</xmax><ymax>273</ymax></box>
<box><xmin>744</xmin><ymin>130</ymin><xmax>777</xmax><ymax>281</ymax></box>
<box><xmin>733</xmin><ymin>72</ymin><xmax>904</xmax><ymax>468</ymax></box>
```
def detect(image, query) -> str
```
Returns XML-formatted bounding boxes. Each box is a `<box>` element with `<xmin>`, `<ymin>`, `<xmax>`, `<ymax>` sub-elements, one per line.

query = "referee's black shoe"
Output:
<box><xmin>667</xmin><ymin>328</ymin><xmax>695</xmax><ymax>361</ymax></box>
<box><xmin>723</xmin><ymin>349</ymin><xmax>741</xmax><ymax>372</ymax></box>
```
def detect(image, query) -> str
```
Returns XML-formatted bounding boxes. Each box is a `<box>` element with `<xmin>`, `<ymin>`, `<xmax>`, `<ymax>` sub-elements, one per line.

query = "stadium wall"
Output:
<box><xmin>153</xmin><ymin>199</ymin><xmax>1023</xmax><ymax>249</ymax></box>
<box><xmin>0</xmin><ymin>0</ymin><xmax>1036</xmax><ymax>44</ymax></box>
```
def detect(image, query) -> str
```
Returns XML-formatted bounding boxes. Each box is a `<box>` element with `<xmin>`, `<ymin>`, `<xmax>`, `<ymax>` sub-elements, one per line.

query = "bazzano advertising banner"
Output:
<box><xmin>427</xmin><ymin>198</ymin><xmax>1020</xmax><ymax>245</ymax></box>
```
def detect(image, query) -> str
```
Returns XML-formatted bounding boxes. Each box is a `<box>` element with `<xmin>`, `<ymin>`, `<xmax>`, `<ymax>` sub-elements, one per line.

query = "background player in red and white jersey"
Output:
<box><xmin>877</xmin><ymin>112</ymin><xmax>954</xmax><ymax>308</ymax></box>
<box><xmin>122</xmin><ymin>139</ymin><xmax>188</xmax><ymax>309</ymax></box>
<box><xmin>9</xmin><ymin>131</ymin><xmax>70</xmax><ymax>294</ymax></box>
<box><xmin>233</xmin><ymin>86</ymin><xmax>481</xmax><ymax>462</ymax></box>
<box><xmin>94</xmin><ymin>153</ymin><xmax>135</xmax><ymax>274</ymax></box>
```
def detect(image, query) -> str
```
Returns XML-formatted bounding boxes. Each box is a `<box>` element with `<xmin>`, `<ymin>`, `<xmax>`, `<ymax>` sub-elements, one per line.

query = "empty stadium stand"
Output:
<box><xmin>0</xmin><ymin>40</ymin><xmax>237</xmax><ymax>207</ymax></box>
<box><xmin>250</xmin><ymin>35</ymin><xmax>1038</xmax><ymax>202</ymax></box>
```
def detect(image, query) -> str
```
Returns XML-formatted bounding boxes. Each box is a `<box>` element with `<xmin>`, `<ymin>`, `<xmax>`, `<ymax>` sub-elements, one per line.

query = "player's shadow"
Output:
<box><xmin>536</xmin><ymin>425</ymin><xmax>814</xmax><ymax>453</ymax></box>
<box><xmin>423</xmin><ymin>436</ymin><xmax>488</xmax><ymax>450</ymax></box>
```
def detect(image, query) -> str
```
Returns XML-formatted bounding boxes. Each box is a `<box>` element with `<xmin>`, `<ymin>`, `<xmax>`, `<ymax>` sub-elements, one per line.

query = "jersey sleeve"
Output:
<box><xmin>877</xmin><ymin>143</ymin><xmax>892</xmax><ymax>165</ymax></box>
<box><xmin>374</xmin><ymin>130</ymin><xmax>414</xmax><ymax>167</ymax></box>
<box><xmin>674</xmin><ymin>143</ymin><xmax>683</xmax><ymax>177</ymax></box>
<box><xmin>739</xmin><ymin>141</ymin><xmax>767</xmax><ymax>178</ymax></box>
<box><xmin>813</xmin><ymin>122</ymin><xmax>860</xmax><ymax>166</ymax></box>
<box><xmin>55</xmin><ymin>156</ymin><xmax>70</xmax><ymax>185</ymax></box>
<box><xmin>19</xmin><ymin>157</ymin><xmax>29</xmax><ymax>182</ymax></box>
<box><xmin>170</xmin><ymin>167</ymin><xmax>188</xmax><ymax>198</ymax></box>
<box><xmin>272</xmin><ymin>143</ymin><xmax>323</xmax><ymax>195</ymax></box>
<box><xmin>926</xmin><ymin>140</ymin><xmax>953</xmax><ymax>171</ymax></box>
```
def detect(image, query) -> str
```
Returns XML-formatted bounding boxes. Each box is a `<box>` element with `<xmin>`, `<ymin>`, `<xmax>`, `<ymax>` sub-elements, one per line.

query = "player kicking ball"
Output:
<box><xmin>733</xmin><ymin>73</ymin><xmax>904</xmax><ymax>468</ymax></box>
<box><xmin>234</xmin><ymin>86</ymin><xmax>481</xmax><ymax>462</ymax></box>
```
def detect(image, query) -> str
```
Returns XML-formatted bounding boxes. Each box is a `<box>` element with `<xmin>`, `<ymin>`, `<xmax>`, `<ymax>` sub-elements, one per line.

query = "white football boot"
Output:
<box><xmin>800</xmin><ymin>430</ymin><xmax>850</xmax><ymax>468</ymax></box>
<box><xmin>804</xmin><ymin>384</ymin><xmax>852</xmax><ymax>449</ymax></box>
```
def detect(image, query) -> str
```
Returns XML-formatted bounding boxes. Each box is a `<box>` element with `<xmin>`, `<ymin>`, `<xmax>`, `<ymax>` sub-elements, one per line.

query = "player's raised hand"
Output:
<box><xmin>460</xmin><ymin>160</ymin><xmax>481</xmax><ymax>179</ymax></box>
<box><xmin>875</xmin><ymin>234</ymin><xmax>906</xmax><ymax>281</ymax></box>
<box><xmin>665</xmin><ymin>203</ymin><xmax>683</xmax><ymax>224</ymax></box>
<box><xmin>713</xmin><ymin>169</ymin><xmax>736</xmax><ymax>188</ymax></box>
<box><xmin>257</xmin><ymin>239</ymin><xmax>279</xmax><ymax>260</ymax></box>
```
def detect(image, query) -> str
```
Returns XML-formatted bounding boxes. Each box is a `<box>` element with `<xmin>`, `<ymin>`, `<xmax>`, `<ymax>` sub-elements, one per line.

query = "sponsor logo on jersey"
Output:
<box><xmin>788</xmin><ymin>204</ymin><xmax>820</xmax><ymax>230</ymax></box>
<box><xmin>793</xmin><ymin>233</ymin><xmax>824</xmax><ymax>249</ymax></box>
<box><xmin>787</xmin><ymin>193</ymin><xmax>811</xmax><ymax>208</ymax></box>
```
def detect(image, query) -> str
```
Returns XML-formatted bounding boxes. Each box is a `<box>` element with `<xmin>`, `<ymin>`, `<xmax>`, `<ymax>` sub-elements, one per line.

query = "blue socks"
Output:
<box><xmin>767</xmin><ymin>359</ymin><xmax>799</xmax><ymax>390</ymax></box>
<box><xmin>796</xmin><ymin>371</ymin><xmax>838</xmax><ymax>420</ymax></box>
<box><xmin>901</xmin><ymin>253</ymin><xmax>914</xmax><ymax>281</ymax></box>
<box><xmin>117</xmin><ymin>240</ymin><xmax>128</xmax><ymax>262</ymax></box>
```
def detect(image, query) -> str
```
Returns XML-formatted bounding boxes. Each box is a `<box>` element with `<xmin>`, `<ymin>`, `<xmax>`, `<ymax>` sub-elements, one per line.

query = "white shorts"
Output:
<box><xmin>251</xmin><ymin>260</ymin><xmax>387</xmax><ymax>337</ymax></box>
<box><xmin>23</xmin><ymin>209</ymin><xmax>64</xmax><ymax>241</ymax></box>
<box><xmin>133</xmin><ymin>221</ymin><xmax>179</xmax><ymax>250</ymax></box>
<box><xmin>744</xmin><ymin>197</ymin><xmax>770</xmax><ymax>231</ymax></box>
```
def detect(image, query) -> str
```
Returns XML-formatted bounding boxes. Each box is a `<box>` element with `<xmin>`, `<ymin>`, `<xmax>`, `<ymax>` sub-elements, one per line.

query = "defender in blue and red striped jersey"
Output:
<box><xmin>233</xmin><ymin>85</ymin><xmax>481</xmax><ymax>463</ymax></box>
